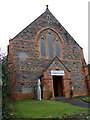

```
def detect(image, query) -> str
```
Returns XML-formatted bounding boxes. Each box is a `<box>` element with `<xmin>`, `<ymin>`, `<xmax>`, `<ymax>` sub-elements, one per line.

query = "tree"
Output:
<box><xmin>88</xmin><ymin>64</ymin><xmax>90</xmax><ymax>75</ymax></box>
<box><xmin>0</xmin><ymin>51</ymin><xmax>14</xmax><ymax>119</ymax></box>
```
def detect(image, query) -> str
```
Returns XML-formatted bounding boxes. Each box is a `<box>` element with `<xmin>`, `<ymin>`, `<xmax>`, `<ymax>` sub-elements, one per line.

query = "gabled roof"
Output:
<box><xmin>11</xmin><ymin>6</ymin><xmax>82</xmax><ymax>48</ymax></box>
<box><xmin>45</xmin><ymin>57</ymin><xmax>70</xmax><ymax>72</ymax></box>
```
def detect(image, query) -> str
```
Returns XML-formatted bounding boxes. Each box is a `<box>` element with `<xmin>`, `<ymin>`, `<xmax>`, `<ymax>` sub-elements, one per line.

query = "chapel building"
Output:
<box><xmin>8</xmin><ymin>6</ymin><xmax>89</xmax><ymax>99</ymax></box>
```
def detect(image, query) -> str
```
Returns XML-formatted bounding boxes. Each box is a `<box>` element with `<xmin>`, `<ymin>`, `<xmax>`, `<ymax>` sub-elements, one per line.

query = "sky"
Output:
<box><xmin>0</xmin><ymin>0</ymin><xmax>89</xmax><ymax>63</ymax></box>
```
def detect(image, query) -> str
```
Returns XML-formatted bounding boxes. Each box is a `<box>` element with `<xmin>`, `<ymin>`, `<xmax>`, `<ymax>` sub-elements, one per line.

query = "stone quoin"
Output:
<box><xmin>8</xmin><ymin>6</ymin><xmax>89</xmax><ymax>100</ymax></box>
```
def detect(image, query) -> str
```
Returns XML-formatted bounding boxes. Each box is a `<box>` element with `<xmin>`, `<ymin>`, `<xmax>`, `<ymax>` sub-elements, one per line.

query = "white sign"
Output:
<box><xmin>51</xmin><ymin>70</ymin><xmax>64</xmax><ymax>76</ymax></box>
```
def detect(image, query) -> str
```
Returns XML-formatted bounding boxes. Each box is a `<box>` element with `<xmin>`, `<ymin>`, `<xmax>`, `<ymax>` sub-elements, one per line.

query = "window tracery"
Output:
<box><xmin>39</xmin><ymin>29</ymin><xmax>61</xmax><ymax>58</ymax></box>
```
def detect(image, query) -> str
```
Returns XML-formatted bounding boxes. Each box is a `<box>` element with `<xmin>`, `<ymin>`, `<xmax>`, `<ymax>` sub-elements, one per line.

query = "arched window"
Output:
<box><xmin>40</xmin><ymin>38</ymin><xmax>46</xmax><ymax>57</ymax></box>
<box><xmin>39</xmin><ymin>28</ymin><xmax>62</xmax><ymax>58</ymax></box>
<box><xmin>55</xmin><ymin>40</ymin><xmax>61</xmax><ymax>57</ymax></box>
<box><xmin>47</xmin><ymin>33</ymin><xmax>53</xmax><ymax>57</ymax></box>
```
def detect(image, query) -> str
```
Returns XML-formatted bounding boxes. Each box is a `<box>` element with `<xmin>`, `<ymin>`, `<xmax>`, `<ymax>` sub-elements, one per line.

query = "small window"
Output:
<box><xmin>55</xmin><ymin>40</ymin><xmax>61</xmax><ymax>57</ymax></box>
<box><xmin>46</xmin><ymin>15</ymin><xmax>50</xmax><ymax>20</ymax></box>
<box><xmin>40</xmin><ymin>38</ymin><xmax>46</xmax><ymax>57</ymax></box>
<box><xmin>47</xmin><ymin>33</ymin><xmax>53</xmax><ymax>57</ymax></box>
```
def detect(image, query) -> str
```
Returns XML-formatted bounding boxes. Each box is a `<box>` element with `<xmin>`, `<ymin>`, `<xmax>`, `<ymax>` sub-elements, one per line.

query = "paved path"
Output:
<box><xmin>55</xmin><ymin>97</ymin><xmax>90</xmax><ymax>108</ymax></box>
<box><xmin>55</xmin><ymin>97</ymin><xmax>90</xmax><ymax>120</ymax></box>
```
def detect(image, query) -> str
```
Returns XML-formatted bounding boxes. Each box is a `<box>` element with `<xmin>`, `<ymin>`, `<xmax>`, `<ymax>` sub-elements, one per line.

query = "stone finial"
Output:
<box><xmin>46</xmin><ymin>5</ymin><xmax>49</xmax><ymax>10</ymax></box>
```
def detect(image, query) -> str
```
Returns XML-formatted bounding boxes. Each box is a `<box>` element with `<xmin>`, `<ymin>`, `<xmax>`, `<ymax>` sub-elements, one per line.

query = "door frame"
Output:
<box><xmin>52</xmin><ymin>75</ymin><xmax>63</xmax><ymax>97</ymax></box>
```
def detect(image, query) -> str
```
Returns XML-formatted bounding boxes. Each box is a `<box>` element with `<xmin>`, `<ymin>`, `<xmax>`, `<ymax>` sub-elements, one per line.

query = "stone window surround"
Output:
<box><xmin>38</xmin><ymin>28</ymin><xmax>63</xmax><ymax>58</ymax></box>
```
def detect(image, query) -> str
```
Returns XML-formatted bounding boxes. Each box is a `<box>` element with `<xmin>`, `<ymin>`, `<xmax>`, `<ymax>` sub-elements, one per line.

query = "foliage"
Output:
<box><xmin>49</xmin><ymin>91</ymin><xmax>53</xmax><ymax>98</ymax></box>
<box><xmin>1</xmin><ymin>52</ymin><xmax>14</xmax><ymax>119</ymax></box>
<box><xmin>88</xmin><ymin>64</ymin><xmax>90</xmax><ymax>75</ymax></box>
<box><xmin>8</xmin><ymin>98</ymin><xmax>88</xmax><ymax>118</ymax></box>
<box><xmin>2</xmin><ymin>58</ymin><xmax>11</xmax><ymax>96</ymax></box>
<box><xmin>83</xmin><ymin>96</ymin><xmax>90</xmax><ymax>103</ymax></box>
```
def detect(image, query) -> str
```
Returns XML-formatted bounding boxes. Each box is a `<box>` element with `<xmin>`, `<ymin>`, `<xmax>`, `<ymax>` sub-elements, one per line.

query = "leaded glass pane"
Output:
<box><xmin>40</xmin><ymin>38</ymin><xmax>46</xmax><ymax>57</ymax></box>
<box><xmin>55</xmin><ymin>40</ymin><xmax>60</xmax><ymax>57</ymax></box>
<box><xmin>47</xmin><ymin>33</ymin><xmax>53</xmax><ymax>57</ymax></box>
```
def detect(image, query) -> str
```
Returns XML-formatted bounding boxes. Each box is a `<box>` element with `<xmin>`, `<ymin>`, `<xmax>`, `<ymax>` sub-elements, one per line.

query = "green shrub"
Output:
<box><xmin>49</xmin><ymin>91</ymin><xmax>53</xmax><ymax>98</ymax></box>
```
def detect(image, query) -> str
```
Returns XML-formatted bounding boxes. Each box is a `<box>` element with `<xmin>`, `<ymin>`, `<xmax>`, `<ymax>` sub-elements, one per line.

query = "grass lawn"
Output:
<box><xmin>9</xmin><ymin>98</ymin><xmax>89</xmax><ymax>118</ymax></box>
